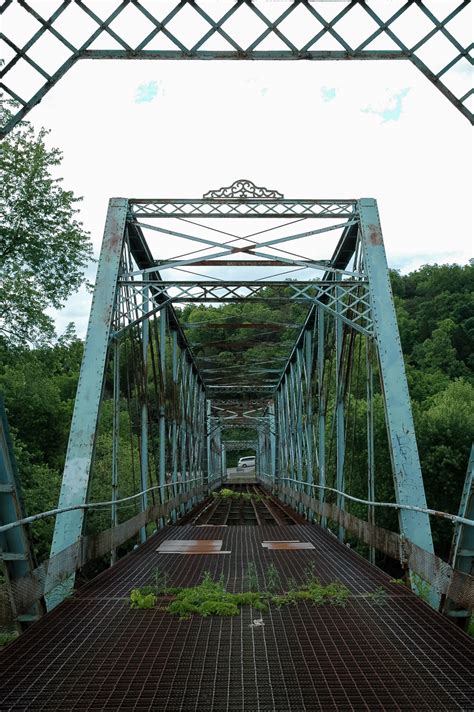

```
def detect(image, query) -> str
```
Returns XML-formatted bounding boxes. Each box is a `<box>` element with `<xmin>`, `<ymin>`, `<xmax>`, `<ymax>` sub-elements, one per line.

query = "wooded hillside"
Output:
<box><xmin>0</xmin><ymin>263</ymin><xmax>472</xmax><ymax>561</ymax></box>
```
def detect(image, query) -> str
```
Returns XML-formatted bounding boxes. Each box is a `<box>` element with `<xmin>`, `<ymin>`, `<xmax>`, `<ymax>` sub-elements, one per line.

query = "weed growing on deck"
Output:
<box><xmin>212</xmin><ymin>488</ymin><xmax>268</xmax><ymax>503</ymax></box>
<box><xmin>245</xmin><ymin>562</ymin><xmax>259</xmax><ymax>591</ymax></box>
<box><xmin>366</xmin><ymin>586</ymin><xmax>387</xmax><ymax>606</ymax></box>
<box><xmin>129</xmin><ymin>568</ymin><xmax>353</xmax><ymax>618</ymax></box>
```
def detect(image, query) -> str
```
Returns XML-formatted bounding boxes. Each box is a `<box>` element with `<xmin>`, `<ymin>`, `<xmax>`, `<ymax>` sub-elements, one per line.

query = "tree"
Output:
<box><xmin>0</xmin><ymin>111</ymin><xmax>92</xmax><ymax>345</ymax></box>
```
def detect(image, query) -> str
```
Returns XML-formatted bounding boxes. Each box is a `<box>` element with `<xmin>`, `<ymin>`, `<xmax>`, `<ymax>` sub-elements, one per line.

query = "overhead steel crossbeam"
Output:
<box><xmin>222</xmin><ymin>441</ymin><xmax>257</xmax><ymax>451</ymax></box>
<box><xmin>1</xmin><ymin>0</ymin><xmax>472</xmax><ymax>134</ymax></box>
<box><xmin>129</xmin><ymin>198</ymin><xmax>357</xmax><ymax>219</ymax></box>
<box><xmin>117</xmin><ymin>280</ymin><xmax>373</xmax><ymax>336</ymax></box>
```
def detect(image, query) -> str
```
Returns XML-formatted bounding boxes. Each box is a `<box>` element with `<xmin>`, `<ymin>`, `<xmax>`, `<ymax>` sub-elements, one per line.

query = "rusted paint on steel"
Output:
<box><xmin>156</xmin><ymin>539</ymin><xmax>226</xmax><ymax>554</ymax></box>
<box><xmin>262</xmin><ymin>541</ymin><xmax>315</xmax><ymax>550</ymax></box>
<box><xmin>368</xmin><ymin>224</ymin><xmax>383</xmax><ymax>245</ymax></box>
<box><xmin>1</xmin><ymin>524</ymin><xmax>473</xmax><ymax>711</ymax></box>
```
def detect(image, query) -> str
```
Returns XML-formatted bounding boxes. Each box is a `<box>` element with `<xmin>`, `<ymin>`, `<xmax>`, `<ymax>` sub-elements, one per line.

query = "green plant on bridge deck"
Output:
<box><xmin>130</xmin><ymin>588</ymin><xmax>157</xmax><ymax>609</ymax></box>
<box><xmin>212</xmin><ymin>489</ymin><xmax>268</xmax><ymax>503</ymax></box>
<box><xmin>129</xmin><ymin>567</ymin><xmax>354</xmax><ymax>618</ymax></box>
<box><xmin>245</xmin><ymin>562</ymin><xmax>259</xmax><ymax>591</ymax></box>
<box><xmin>167</xmin><ymin>572</ymin><xmax>245</xmax><ymax>619</ymax></box>
<box><xmin>366</xmin><ymin>586</ymin><xmax>387</xmax><ymax>606</ymax></box>
<box><xmin>265</xmin><ymin>563</ymin><xmax>282</xmax><ymax>593</ymax></box>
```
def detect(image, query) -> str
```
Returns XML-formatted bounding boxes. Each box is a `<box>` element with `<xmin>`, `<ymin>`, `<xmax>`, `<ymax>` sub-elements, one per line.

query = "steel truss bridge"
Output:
<box><xmin>0</xmin><ymin>3</ymin><xmax>473</xmax><ymax>709</ymax></box>
<box><xmin>1</xmin><ymin>181</ymin><xmax>473</xmax><ymax>710</ymax></box>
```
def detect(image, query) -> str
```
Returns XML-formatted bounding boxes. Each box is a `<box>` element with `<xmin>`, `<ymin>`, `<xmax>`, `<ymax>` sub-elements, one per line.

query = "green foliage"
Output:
<box><xmin>0</xmin><ymin>114</ymin><xmax>92</xmax><ymax>346</ymax></box>
<box><xmin>1</xmin><ymin>260</ymin><xmax>472</xmax><ymax>571</ymax></box>
<box><xmin>265</xmin><ymin>563</ymin><xmax>282</xmax><ymax>593</ymax></box>
<box><xmin>0</xmin><ymin>631</ymin><xmax>18</xmax><ymax>647</ymax></box>
<box><xmin>130</xmin><ymin>588</ymin><xmax>157</xmax><ymax>609</ymax></box>
<box><xmin>245</xmin><ymin>562</ymin><xmax>259</xmax><ymax>591</ymax></box>
<box><xmin>167</xmin><ymin>572</ymin><xmax>240</xmax><ymax>619</ymax></box>
<box><xmin>366</xmin><ymin>586</ymin><xmax>387</xmax><ymax>606</ymax></box>
<box><xmin>128</xmin><ymin>568</ymin><xmax>354</xmax><ymax>619</ymax></box>
<box><xmin>411</xmin><ymin>574</ymin><xmax>431</xmax><ymax>603</ymax></box>
<box><xmin>212</xmin><ymin>488</ymin><xmax>267</xmax><ymax>503</ymax></box>
<box><xmin>212</xmin><ymin>488</ymin><xmax>239</xmax><ymax>499</ymax></box>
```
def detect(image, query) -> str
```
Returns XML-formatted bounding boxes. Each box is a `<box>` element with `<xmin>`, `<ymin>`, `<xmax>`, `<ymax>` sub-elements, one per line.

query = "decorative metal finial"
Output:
<box><xmin>203</xmin><ymin>179</ymin><xmax>284</xmax><ymax>200</ymax></box>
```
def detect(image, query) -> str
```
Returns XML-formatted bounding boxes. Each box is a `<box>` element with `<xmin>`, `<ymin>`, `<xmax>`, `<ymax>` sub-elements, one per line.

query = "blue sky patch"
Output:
<box><xmin>321</xmin><ymin>86</ymin><xmax>336</xmax><ymax>102</ymax></box>
<box><xmin>362</xmin><ymin>87</ymin><xmax>410</xmax><ymax>123</ymax></box>
<box><xmin>135</xmin><ymin>81</ymin><xmax>159</xmax><ymax>104</ymax></box>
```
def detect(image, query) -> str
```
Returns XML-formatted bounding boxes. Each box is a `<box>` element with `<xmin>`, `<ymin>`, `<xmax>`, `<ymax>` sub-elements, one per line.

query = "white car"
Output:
<box><xmin>238</xmin><ymin>456</ymin><xmax>256</xmax><ymax>469</ymax></box>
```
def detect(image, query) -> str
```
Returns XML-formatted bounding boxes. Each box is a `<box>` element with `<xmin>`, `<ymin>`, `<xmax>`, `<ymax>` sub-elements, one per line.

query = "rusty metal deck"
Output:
<box><xmin>1</xmin><ymin>523</ymin><xmax>473</xmax><ymax>711</ymax></box>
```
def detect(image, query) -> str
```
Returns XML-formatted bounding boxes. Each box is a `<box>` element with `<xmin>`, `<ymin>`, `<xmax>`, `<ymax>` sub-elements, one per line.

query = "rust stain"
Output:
<box><xmin>156</xmin><ymin>539</ymin><xmax>230</xmax><ymax>554</ymax></box>
<box><xmin>368</xmin><ymin>224</ymin><xmax>383</xmax><ymax>245</ymax></box>
<box><xmin>262</xmin><ymin>540</ymin><xmax>315</xmax><ymax>550</ymax></box>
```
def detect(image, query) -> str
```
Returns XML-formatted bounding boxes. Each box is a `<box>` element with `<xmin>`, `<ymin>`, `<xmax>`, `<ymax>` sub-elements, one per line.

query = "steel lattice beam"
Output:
<box><xmin>1</xmin><ymin>0</ymin><xmax>472</xmax><ymax>135</ymax></box>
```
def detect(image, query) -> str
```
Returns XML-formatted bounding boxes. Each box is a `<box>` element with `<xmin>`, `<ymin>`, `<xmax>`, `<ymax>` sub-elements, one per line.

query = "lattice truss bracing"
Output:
<box><xmin>0</xmin><ymin>0</ymin><xmax>473</xmax><ymax>134</ymax></box>
<box><xmin>45</xmin><ymin>180</ymin><xmax>440</xmax><ymax>607</ymax></box>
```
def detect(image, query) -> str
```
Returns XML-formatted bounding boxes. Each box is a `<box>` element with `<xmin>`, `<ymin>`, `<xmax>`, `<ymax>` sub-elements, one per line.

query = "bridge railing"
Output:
<box><xmin>0</xmin><ymin>476</ymin><xmax>222</xmax><ymax>626</ymax></box>
<box><xmin>258</xmin><ymin>473</ymin><xmax>474</xmax><ymax>614</ymax></box>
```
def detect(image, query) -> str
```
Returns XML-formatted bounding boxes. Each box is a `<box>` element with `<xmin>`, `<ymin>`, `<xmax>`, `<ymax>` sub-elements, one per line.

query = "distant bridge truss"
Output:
<box><xmin>0</xmin><ymin>0</ymin><xmax>473</xmax><ymax>135</ymax></box>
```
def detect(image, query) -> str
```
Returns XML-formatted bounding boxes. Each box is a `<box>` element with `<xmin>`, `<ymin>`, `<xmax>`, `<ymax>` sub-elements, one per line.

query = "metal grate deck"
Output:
<box><xmin>1</xmin><ymin>524</ymin><xmax>473</xmax><ymax>711</ymax></box>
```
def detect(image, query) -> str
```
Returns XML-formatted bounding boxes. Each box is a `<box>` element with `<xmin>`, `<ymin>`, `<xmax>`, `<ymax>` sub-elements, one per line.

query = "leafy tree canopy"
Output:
<box><xmin>0</xmin><ymin>109</ymin><xmax>92</xmax><ymax>346</ymax></box>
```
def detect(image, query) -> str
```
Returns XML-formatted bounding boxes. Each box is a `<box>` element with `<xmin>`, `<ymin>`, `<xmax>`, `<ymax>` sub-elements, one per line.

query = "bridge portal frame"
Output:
<box><xmin>46</xmin><ymin>183</ymin><xmax>438</xmax><ymax>608</ymax></box>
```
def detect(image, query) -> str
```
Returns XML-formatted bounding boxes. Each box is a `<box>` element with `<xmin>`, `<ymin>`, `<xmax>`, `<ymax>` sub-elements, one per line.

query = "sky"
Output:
<box><xmin>2</xmin><ymin>0</ymin><xmax>473</xmax><ymax>337</ymax></box>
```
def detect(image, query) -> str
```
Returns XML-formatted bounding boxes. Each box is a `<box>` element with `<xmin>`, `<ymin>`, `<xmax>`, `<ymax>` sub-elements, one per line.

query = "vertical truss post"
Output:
<box><xmin>221</xmin><ymin>447</ymin><xmax>226</xmax><ymax>484</ymax></box>
<box><xmin>275</xmin><ymin>390</ymin><xmax>284</xmax><ymax>493</ymax></box>
<box><xmin>197</xmin><ymin>386</ymin><xmax>206</xmax><ymax>498</ymax></box>
<box><xmin>444</xmin><ymin>445</ymin><xmax>474</xmax><ymax>622</ymax></box>
<box><xmin>335</xmin><ymin>275</ymin><xmax>346</xmax><ymax>541</ymax></box>
<box><xmin>366</xmin><ymin>338</ymin><xmax>375</xmax><ymax>565</ymax></box>
<box><xmin>295</xmin><ymin>351</ymin><xmax>304</xmax><ymax>487</ymax></box>
<box><xmin>359</xmin><ymin>198</ymin><xmax>437</xmax><ymax>605</ymax></box>
<box><xmin>139</xmin><ymin>274</ymin><xmax>150</xmax><ymax>544</ymax></box>
<box><xmin>185</xmin><ymin>364</ymin><xmax>196</xmax><ymax>511</ymax></box>
<box><xmin>295</xmin><ymin>350</ymin><xmax>305</xmax><ymax>515</ymax></box>
<box><xmin>206</xmin><ymin>399</ymin><xmax>212</xmax><ymax>489</ymax></box>
<box><xmin>286</xmin><ymin>373</ymin><xmax>296</xmax><ymax>482</ymax></box>
<box><xmin>257</xmin><ymin>428</ymin><xmax>264</xmax><ymax>481</ymax></box>
<box><xmin>317</xmin><ymin>307</ymin><xmax>327</xmax><ymax>528</ymax></box>
<box><xmin>170</xmin><ymin>329</ymin><xmax>178</xmax><ymax>522</ymax></box>
<box><xmin>46</xmin><ymin>198</ymin><xmax>128</xmax><ymax>610</ymax></box>
<box><xmin>179</xmin><ymin>355</ymin><xmax>188</xmax><ymax>514</ymax></box>
<box><xmin>111</xmin><ymin>338</ymin><xmax>120</xmax><ymax>565</ymax></box>
<box><xmin>159</xmin><ymin>308</ymin><xmax>167</xmax><ymax>511</ymax></box>
<box><xmin>0</xmin><ymin>398</ymin><xmax>43</xmax><ymax>628</ymax></box>
<box><xmin>269</xmin><ymin>401</ymin><xmax>277</xmax><ymax>488</ymax></box>
<box><xmin>304</xmin><ymin>329</ymin><xmax>314</xmax><ymax>484</ymax></box>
